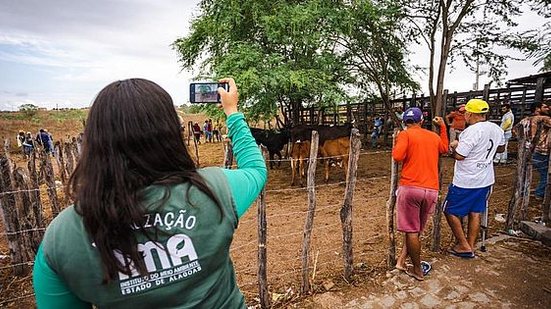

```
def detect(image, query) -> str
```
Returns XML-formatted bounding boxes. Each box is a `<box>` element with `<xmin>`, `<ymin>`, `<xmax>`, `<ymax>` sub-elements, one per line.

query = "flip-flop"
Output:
<box><xmin>395</xmin><ymin>263</ymin><xmax>412</xmax><ymax>272</ymax></box>
<box><xmin>421</xmin><ymin>261</ymin><xmax>432</xmax><ymax>276</ymax></box>
<box><xmin>448</xmin><ymin>249</ymin><xmax>475</xmax><ymax>259</ymax></box>
<box><xmin>405</xmin><ymin>267</ymin><xmax>424</xmax><ymax>281</ymax></box>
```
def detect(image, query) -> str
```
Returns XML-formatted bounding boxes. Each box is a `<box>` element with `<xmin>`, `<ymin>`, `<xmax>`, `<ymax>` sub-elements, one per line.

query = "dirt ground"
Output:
<box><xmin>0</xmin><ymin>130</ymin><xmax>549</xmax><ymax>308</ymax></box>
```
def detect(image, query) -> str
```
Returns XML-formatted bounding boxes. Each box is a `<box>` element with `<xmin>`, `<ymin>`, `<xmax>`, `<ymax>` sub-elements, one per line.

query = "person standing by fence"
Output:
<box><xmin>445</xmin><ymin>99</ymin><xmax>505</xmax><ymax>258</ymax></box>
<box><xmin>392</xmin><ymin>107</ymin><xmax>449</xmax><ymax>281</ymax></box>
<box><xmin>192</xmin><ymin>122</ymin><xmax>202</xmax><ymax>144</ymax></box>
<box><xmin>524</xmin><ymin>101</ymin><xmax>551</xmax><ymax>200</ymax></box>
<box><xmin>494</xmin><ymin>104</ymin><xmax>514</xmax><ymax>164</ymax></box>
<box><xmin>445</xmin><ymin>104</ymin><xmax>466</xmax><ymax>143</ymax></box>
<box><xmin>33</xmin><ymin>77</ymin><xmax>267</xmax><ymax>308</ymax></box>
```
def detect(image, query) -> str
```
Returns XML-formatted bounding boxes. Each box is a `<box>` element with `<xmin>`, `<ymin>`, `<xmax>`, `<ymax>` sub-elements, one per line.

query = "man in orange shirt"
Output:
<box><xmin>392</xmin><ymin>107</ymin><xmax>449</xmax><ymax>281</ymax></box>
<box><xmin>446</xmin><ymin>104</ymin><xmax>466</xmax><ymax>142</ymax></box>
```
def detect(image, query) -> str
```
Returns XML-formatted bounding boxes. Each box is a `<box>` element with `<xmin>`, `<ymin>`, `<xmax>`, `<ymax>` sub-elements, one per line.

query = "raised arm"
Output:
<box><xmin>218</xmin><ymin>78</ymin><xmax>268</xmax><ymax>218</ymax></box>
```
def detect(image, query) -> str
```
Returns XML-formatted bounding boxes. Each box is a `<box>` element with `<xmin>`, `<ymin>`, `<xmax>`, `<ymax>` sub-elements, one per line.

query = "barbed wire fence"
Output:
<box><xmin>0</xmin><ymin>130</ymin><xmax>526</xmax><ymax>308</ymax></box>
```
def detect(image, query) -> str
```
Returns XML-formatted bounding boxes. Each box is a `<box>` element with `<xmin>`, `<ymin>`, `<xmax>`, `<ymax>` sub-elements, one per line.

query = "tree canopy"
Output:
<box><xmin>174</xmin><ymin>0</ymin><xmax>415</xmax><ymax>124</ymax></box>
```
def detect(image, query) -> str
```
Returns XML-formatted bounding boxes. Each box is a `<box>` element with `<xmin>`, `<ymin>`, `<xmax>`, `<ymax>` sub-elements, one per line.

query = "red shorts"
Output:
<box><xmin>396</xmin><ymin>186</ymin><xmax>438</xmax><ymax>233</ymax></box>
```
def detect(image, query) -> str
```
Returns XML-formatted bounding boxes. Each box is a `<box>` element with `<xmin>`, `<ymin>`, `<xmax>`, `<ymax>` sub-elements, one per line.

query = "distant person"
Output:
<box><xmin>23</xmin><ymin>132</ymin><xmax>34</xmax><ymax>158</ymax></box>
<box><xmin>392</xmin><ymin>107</ymin><xmax>448</xmax><ymax>281</ymax></box>
<box><xmin>203</xmin><ymin>120</ymin><xmax>211</xmax><ymax>143</ymax></box>
<box><xmin>16</xmin><ymin>130</ymin><xmax>25</xmax><ymax>148</ymax></box>
<box><xmin>33</xmin><ymin>77</ymin><xmax>267</xmax><ymax>308</ymax></box>
<box><xmin>446</xmin><ymin>104</ymin><xmax>466</xmax><ymax>143</ymax></box>
<box><xmin>213</xmin><ymin>121</ymin><xmax>221</xmax><ymax>142</ymax></box>
<box><xmin>371</xmin><ymin>116</ymin><xmax>384</xmax><ymax>148</ymax></box>
<box><xmin>36</xmin><ymin>129</ymin><xmax>52</xmax><ymax>153</ymax></box>
<box><xmin>45</xmin><ymin>129</ymin><xmax>55</xmax><ymax>156</ymax></box>
<box><xmin>446</xmin><ymin>99</ymin><xmax>505</xmax><ymax>258</ymax></box>
<box><xmin>494</xmin><ymin>104</ymin><xmax>514</xmax><ymax>164</ymax></box>
<box><xmin>207</xmin><ymin>119</ymin><xmax>213</xmax><ymax>143</ymax></box>
<box><xmin>192</xmin><ymin>122</ymin><xmax>202</xmax><ymax>144</ymax></box>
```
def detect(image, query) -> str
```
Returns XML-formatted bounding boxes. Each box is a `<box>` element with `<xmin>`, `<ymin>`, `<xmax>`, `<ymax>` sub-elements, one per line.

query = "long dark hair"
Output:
<box><xmin>68</xmin><ymin>78</ymin><xmax>221</xmax><ymax>282</ymax></box>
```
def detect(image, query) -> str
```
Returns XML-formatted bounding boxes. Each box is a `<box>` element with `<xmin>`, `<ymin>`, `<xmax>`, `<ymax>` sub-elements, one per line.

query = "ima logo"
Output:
<box><xmin>116</xmin><ymin>233</ymin><xmax>198</xmax><ymax>280</ymax></box>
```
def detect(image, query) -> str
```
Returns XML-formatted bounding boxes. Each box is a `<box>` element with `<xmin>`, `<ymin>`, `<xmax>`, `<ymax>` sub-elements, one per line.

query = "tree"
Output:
<box><xmin>401</xmin><ymin>0</ymin><xmax>531</xmax><ymax>116</ymax></box>
<box><xmin>329</xmin><ymin>0</ymin><xmax>418</xmax><ymax>125</ymax></box>
<box><xmin>174</xmin><ymin>0</ymin><xmax>350</xmax><ymax>125</ymax></box>
<box><xmin>18</xmin><ymin>103</ymin><xmax>38</xmax><ymax>119</ymax></box>
<box><xmin>173</xmin><ymin>0</ymin><xmax>415</xmax><ymax>125</ymax></box>
<box><xmin>517</xmin><ymin>0</ymin><xmax>551</xmax><ymax>72</ymax></box>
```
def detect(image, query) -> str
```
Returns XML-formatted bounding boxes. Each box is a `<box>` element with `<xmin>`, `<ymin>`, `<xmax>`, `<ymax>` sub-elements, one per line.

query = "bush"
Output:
<box><xmin>18</xmin><ymin>104</ymin><xmax>39</xmax><ymax>119</ymax></box>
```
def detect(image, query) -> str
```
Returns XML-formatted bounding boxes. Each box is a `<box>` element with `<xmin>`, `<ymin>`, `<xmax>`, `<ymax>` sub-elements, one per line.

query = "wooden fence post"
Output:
<box><xmin>386</xmin><ymin>129</ymin><xmax>399</xmax><ymax>267</ymax></box>
<box><xmin>257</xmin><ymin>186</ymin><xmax>270</xmax><ymax>308</ymax></box>
<box><xmin>54</xmin><ymin>141</ymin><xmax>67</xmax><ymax>184</ymax></box>
<box><xmin>520</xmin><ymin>123</ymin><xmax>544</xmax><ymax>221</ymax></box>
<box><xmin>40</xmin><ymin>151</ymin><xmax>60</xmax><ymax>217</ymax></box>
<box><xmin>543</xmin><ymin>145</ymin><xmax>551</xmax><ymax>225</ymax></box>
<box><xmin>507</xmin><ymin>122</ymin><xmax>528</xmax><ymax>229</ymax></box>
<box><xmin>13</xmin><ymin>167</ymin><xmax>44</xmax><ymax>252</ymax></box>
<box><xmin>340</xmin><ymin>129</ymin><xmax>360</xmax><ymax>281</ymax></box>
<box><xmin>301</xmin><ymin>130</ymin><xmax>319</xmax><ymax>295</ymax></box>
<box><xmin>0</xmin><ymin>154</ymin><xmax>27</xmax><ymax>275</ymax></box>
<box><xmin>64</xmin><ymin>141</ymin><xmax>75</xmax><ymax>177</ymax></box>
<box><xmin>71</xmin><ymin>137</ymin><xmax>80</xmax><ymax>162</ymax></box>
<box><xmin>223</xmin><ymin>139</ymin><xmax>233</xmax><ymax>169</ymax></box>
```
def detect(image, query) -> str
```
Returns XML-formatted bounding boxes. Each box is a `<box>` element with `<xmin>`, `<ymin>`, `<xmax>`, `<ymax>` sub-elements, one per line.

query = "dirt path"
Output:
<box><xmin>294</xmin><ymin>236</ymin><xmax>551</xmax><ymax>308</ymax></box>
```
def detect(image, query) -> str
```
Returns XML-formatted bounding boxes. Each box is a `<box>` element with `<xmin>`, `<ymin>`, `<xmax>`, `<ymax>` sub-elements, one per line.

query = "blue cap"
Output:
<box><xmin>403</xmin><ymin>107</ymin><xmax>423</xmax><ymax>123</ymax></box>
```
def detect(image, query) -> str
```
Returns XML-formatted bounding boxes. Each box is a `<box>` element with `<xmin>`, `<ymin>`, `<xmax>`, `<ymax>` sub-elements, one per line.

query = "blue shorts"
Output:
<box><xmin>443</xmin><ymin>184</ymin><xmax>492</xmax><ymax>217</ymax></box>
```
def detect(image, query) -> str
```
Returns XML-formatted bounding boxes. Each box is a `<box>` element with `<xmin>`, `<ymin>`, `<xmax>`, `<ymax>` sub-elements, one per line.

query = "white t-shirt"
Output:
<box><xmin>501</xmin><ymin>111</ymin><xmax>514</xmax><ymax>133</ymax></box>
<box><xmin>453</xmin><ymin>121</ymin><xmax>505</xmax><ymax>188</ymax></box>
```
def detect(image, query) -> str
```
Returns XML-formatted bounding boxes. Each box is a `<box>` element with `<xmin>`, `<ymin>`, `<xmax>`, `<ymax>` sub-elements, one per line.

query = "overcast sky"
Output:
<box><xmin>0</xmin><ymin>1</ymin><xmax>546</xmax><ymax>111</ymax></box>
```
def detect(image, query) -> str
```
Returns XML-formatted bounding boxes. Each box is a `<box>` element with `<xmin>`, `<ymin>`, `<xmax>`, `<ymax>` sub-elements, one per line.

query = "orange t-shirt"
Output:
<box><xmin>446</xmin><ymin>111</ymin><xmax>466</xmax><ymax>130</ymax></box>
<box><xmin>391</xmin><ymin>124</ymin><xmax>449</xmax><ymax>190</ymax></box>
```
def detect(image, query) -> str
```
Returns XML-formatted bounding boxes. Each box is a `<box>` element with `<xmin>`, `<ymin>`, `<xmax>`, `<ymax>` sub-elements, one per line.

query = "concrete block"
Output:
<box><xmin>520</xmin><ymin>221</ymin><xmax>551</xmax><ymax>246</ymax></box>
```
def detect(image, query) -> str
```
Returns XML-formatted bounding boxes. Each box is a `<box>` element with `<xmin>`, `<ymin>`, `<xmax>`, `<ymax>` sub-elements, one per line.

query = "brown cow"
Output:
<box><xmin>319</xmin><ymin>136</ymin><xmax>350</xmax><ymax>183</ymax></box>
<box><xmin>290</xmin><ymin>140</ymin><xmax>310</xmax><ymax>186</ymax></box>
<box><xmin>289</xmin><ymin>124</ymin><xmax>352</xmax><ymax>185</ymax></box>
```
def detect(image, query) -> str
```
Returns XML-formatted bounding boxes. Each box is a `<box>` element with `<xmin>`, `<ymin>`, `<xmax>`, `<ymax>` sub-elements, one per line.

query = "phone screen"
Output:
<box><xmin>189</xmin><ymin>82</ymin><xmax>228</xmax><ymax>104</ymax></box>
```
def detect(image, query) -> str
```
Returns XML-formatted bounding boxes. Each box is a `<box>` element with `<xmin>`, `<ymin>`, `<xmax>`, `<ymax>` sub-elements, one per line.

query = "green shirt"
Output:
<box><xmin>33</xmin><ymin>112</ymin><xmax>267</xmax><ymax>308</ymax></box>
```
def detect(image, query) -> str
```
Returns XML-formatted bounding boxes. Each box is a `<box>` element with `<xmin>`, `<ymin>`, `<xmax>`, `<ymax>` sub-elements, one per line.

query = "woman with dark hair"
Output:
<box><xmin>33</xmin><ymin>78</ymin><xmax>267</xmax><ymax>308</ymax></box>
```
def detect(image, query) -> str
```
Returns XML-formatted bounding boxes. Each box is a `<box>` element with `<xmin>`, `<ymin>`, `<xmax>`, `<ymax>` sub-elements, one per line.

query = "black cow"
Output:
<box><xmin>290</xmin><ymin>123</ymin><xmax>352</xmax><ymax>144</ymax></box>
<box><xmin>249</xmin><ymin>127</ymin><xmax>290</xmax><ymax>169</ymax></box>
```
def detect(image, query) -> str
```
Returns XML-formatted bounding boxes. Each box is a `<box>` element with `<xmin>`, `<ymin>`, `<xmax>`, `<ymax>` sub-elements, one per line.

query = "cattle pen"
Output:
<box><xmin>283</xmin><ymin>72</ymin><xmax>551</xmax><ymax>147</ymax></box>
<box><xmin>0</xmin><ymin>73</ymin><xmax>550</xmax><ymax>307</ymax></box>
<box><xmin>0</xmin><ymin>123</ymin><xmax>546</xmax><ymax>308</ymax></box>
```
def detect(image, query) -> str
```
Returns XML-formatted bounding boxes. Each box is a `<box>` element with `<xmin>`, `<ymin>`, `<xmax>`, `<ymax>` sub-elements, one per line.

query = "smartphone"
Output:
<box><xmin>189</xmin><ymin>82</ymin><xmax>229</xmax><ymax>104</ymax></box>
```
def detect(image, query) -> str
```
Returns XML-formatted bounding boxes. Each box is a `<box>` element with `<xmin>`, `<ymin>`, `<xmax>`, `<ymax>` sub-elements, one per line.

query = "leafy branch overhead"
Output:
<box><xmin>173</xmin><ymin>0</ymin><xmax>415</xmax><ymax>123</ymax></box>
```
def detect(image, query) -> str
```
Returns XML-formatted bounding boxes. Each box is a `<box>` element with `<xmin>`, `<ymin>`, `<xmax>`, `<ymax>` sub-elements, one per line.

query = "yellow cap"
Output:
<box><xmin>465</xmin><ymin>99</ymin><xmax>489</xmax><ymax>114</ymax></box>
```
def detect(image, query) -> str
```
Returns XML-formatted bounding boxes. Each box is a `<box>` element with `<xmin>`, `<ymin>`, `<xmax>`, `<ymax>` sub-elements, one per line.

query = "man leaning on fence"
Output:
<box><xmin>392</xmin><ymin>107</ymin><xmax>449</xmax><ymax>281</ymax></box>
<box><xmin>446</xmin><ymin>99</ymin><xmax>505</xmax><ymax>259</ymax></box>
<box><xmin>521</xmin><ymin>101</ymin><xmax>551</xmax><ymax>200</ymax></box>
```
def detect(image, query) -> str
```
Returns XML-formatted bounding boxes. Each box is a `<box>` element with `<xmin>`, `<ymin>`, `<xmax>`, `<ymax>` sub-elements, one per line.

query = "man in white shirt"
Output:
<box><xmin>494</xmin><ymin>103</ymin><xmax>514</xmax><ymax>164</ymax></box>
<box><xmin>445</xmin><ymin>99</ymin><xmax>505</xmax><ymax>258</ymax></box>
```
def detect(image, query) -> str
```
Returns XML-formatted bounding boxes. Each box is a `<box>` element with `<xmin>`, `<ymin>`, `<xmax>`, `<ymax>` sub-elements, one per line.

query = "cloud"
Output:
<box><xmin>0</xmin><ymin>0</ymin><xmax>200</xmax><ymax>110</ymax></box>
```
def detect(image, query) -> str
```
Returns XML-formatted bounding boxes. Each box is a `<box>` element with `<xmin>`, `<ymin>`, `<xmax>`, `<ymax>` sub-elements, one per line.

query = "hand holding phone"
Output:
<box><xmin>217</xmin><ymin>78</ymin><xmax>238</xmax><ymax>116</ymax></box>
<box><xmin>189</xmin><ymin>82</ymin><xmax>229</xmax><ymax>104</ymax></box>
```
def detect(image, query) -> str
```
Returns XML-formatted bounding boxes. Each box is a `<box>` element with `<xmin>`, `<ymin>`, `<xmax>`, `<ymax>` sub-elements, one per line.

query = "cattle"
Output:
<box><xmin>289</xmin><ymin>124</ymin><xmax>352</xmax><ymax>185</ymax></box>
<box><xmin>290</xmin><ymin>140</ymin><xmax>310</xmax><ymax>186</ymax></box>
<box><xmin>249</xmin><ymin>127</ymin><xmax>290</xmax><ymax>169</ymax></box>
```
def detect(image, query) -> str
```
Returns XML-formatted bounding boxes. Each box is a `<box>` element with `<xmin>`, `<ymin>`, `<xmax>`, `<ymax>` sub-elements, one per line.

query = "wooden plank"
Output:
<box><xmin>257</xmin><ymin>185</ymin><xmax>270</xmax><ymax>308</ymax></box>
<box><xmin>301</xmin><ymin>130</ymin><xmax>319</xmax><ymax>295</ymax></box>
<box><xmin>386</xmin><ymin>129</ymin><xmax>399</xmax><ymax>267</ymax></box>
<box><xmin>535</xmin><ymin>77</ymin><xmax>545</xmax><ymax>103</ymax></box>
<box><xmin>340</xmin><ymin>128</ymin><xmax>360</xmax><ymax>280</ymax></box>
